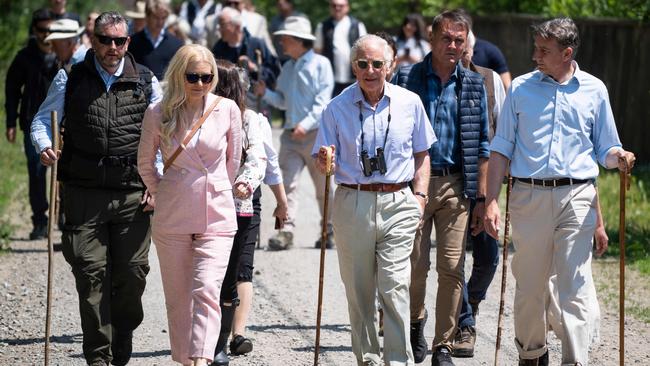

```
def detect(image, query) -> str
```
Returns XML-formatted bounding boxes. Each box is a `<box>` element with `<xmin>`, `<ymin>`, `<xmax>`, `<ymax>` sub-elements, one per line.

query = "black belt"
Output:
<box><xmin>516</xmin><ymin>177</ymin><xmax>592</xmax><ymax>187</ymax></box>
<box><xmin>431</xmin><ymin>165</ymin><xmax>461</xmax><ymax>177</ymax></box>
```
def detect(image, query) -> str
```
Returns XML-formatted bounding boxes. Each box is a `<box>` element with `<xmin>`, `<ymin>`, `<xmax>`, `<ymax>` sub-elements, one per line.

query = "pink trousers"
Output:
<box><xmin>153</xmin><ymin>232</ymin><xmax>234</xmax><ymax>364</ymax></box>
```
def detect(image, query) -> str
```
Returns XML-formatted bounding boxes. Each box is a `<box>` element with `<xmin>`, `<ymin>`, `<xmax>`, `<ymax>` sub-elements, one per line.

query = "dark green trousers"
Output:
<box><xmin>61</xmin><ymin>185</ymin><xmax>151</xmax><ymax>365</ymax></box>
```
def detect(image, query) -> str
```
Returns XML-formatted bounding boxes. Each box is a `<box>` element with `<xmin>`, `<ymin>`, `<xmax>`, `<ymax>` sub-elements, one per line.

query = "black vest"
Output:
<box><xmin>58</xmin><ymin>50</ymin><xmax>153</xmax><ymax>190</ymax></box>
<box><xmin>321</xmin><ymin>16</ymin><xmax>360</xmax><ymax>78</ymax></box>
<box><xmin>187</xmin><ymin>1</ymin><xmax>217</xmax><ymax>26</ymax></box>
<box><xmin>406</xmin><ymin>54</ymin><xmax>487</xmax><ymax>198</ymax></box>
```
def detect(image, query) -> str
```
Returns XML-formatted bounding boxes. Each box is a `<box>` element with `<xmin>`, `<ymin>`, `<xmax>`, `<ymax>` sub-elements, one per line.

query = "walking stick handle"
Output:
<box><xmin>324</xmin><ymin>147</ymin><xmax>333</xmax><ymax>176</ymax></box>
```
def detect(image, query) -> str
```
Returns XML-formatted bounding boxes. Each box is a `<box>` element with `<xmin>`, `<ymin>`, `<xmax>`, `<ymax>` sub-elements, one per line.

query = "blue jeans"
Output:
<box><xmin>23</xmin><ymin>132</ymin><xmax>48</xmax><ymax>227</ymax></box>
<box><xmin>458</xmin><ymin>200</ymin><xmax>499</xmax><ymax>329</ymax></box>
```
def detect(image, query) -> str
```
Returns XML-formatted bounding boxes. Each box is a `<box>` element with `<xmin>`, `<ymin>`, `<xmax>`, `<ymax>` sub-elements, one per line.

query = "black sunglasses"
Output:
<box><xmin>185</xmin><ymin>73</ymin><xmax>214</xmax><ymax>84</ymax></box>
<box><xmin>95</xmin><ymin>34</ymin><xmax>128</xmax><ymax>47</ymax></box>
<box><xmin>356</xmin><ymin>59</ymin><xmax>388</xmax><ymax>70</ymax></box>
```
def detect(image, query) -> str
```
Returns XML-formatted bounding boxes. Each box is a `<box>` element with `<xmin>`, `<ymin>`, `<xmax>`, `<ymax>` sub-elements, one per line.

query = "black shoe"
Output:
<box><xmin>518</xmin><ymin>351</ymin><xmax>549</xmax><ymax>366</ymax></box>
<box><xmin>229</xmin><ymin>334</ymin><xmax>253</xmax><ymax>355</ymax></box>
<box><xmin>111</xmin><ymin>330</ymin><xmax>133</xmax><ymax>366</ymax></box>
<box><xmin>314</xmin><ymin>235</ymin><xmax>335</xmax><ymax>249</ymax></box>
<box><xmin>431</xmin><ymin>346</ymin><xmax>455</xmax><ymax>366</ymax></box>
<box><xmin>29</xmin><ymin>224</ymin><xmax>47</xmax><ymax>240</ymax></box>
<box><xmin>211</xmin><ymin>350</ymin><xmax>229</xmax><ymax>366</ymax></box>
<box><xmin>410</xmin><ymin>310</ymin><xmax>428</xmax><ymax>363</ymax></box>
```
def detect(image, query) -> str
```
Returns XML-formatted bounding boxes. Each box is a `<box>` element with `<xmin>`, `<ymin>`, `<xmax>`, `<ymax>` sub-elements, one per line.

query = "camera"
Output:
<box><xmin>361</xmin><ymin>147</ymin><xmax>387</xmax><ymax>177</ymax></box>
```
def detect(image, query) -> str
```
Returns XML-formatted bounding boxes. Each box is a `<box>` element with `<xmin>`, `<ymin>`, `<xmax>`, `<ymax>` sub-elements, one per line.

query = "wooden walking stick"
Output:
<box><xmin>314</xmin><ymin>147</ymin><xmax>333</xmax><ymax>366</ymax></box>
<box><xmin>619</xmin><ymin>157</ymin><xmax>631</xmax><ymax>366</ymax></box>
<box><xmin>44</xmin><ymin>111</ymin><xmax>59</xmax><ymax>365</ymax></box>
<box><xmin>494</xmin><ymin>175</ymin><xmax>513</xmax><ymax>366</ymax></box>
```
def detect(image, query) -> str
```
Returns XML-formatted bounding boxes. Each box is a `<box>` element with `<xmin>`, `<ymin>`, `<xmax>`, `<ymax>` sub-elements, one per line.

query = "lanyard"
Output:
<box><xmin>358</xmin><ymin>99</ymin><xmax>391</xmax><ymax>155</ymax></box>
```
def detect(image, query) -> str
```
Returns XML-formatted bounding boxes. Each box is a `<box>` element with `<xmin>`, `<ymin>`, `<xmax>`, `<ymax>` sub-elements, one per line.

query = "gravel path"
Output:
<box><xmin>1</xmin><ymin>129</ymin><xmax>649</xmax><ymax>365</ymax></box>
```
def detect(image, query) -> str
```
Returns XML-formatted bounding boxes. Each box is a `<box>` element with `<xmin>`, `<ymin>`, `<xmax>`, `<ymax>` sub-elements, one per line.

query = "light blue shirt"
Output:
<box><xmin>312</xmin><ymin>82</ymin><xmax>436</xmax><ymax>184</ymax></box>
<box><xmin>263</xmin><ymin>49</ymin><xmax>334</xmax><ymax>132</ymax></box>
<box><xmin>31</xmin><ymin>55</ymin><xmax>163</xmax><ymax>153</ymax></box>
<box><xmin>144</xmin><ymin>27</ymin><xmax>166</xmax><ymax>49</ymax></box>
<box><xmin>490</xmin><ymin>62</ymin><xmax>622</xmax><ymax>180</ymax></box>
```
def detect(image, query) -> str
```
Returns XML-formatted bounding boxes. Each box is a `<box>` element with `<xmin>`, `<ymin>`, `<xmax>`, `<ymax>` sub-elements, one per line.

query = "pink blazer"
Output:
<box><xmin>138</xmin><ymin>93</ymin><xmax>242</xmax><ymax>235</ymax></box>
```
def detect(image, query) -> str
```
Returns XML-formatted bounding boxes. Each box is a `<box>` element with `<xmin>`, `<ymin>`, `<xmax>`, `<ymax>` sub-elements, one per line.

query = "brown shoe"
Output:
<box><xmin>268</xmin><ymin>231</ymin><xmax>293</xmax><ymax>250</ymax></box>
<box><xmin>452</xmin><ymin>326</ymin><xmax>475</xmax><ymax>358</ymax></box>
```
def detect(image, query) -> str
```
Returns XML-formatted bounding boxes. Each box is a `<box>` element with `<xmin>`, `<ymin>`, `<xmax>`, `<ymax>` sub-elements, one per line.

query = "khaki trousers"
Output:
<box><xmin>333</xmin><ymin>186</ymin><xmax>421</xmax><ymax>366</ymax></box>
<box><xmin>409</xmin><ymin>173</ymin><xmax>469</xmax><ymax>347</ymax></box>
<box><xmin>510</xmin><ymin>181</ymin><xmax>597</xmax><ymax>365</ymax></box>
<box><xmin>278</xmin><ymin>129</ymin><xmax>333</xmax><ymax>233</ymax></box>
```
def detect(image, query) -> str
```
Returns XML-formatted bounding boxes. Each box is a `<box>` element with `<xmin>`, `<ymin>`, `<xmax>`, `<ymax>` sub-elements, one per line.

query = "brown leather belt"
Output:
<box><xmin>339</xmin><ymin>182</ymin><xmax>408</xmax><ymax>193</ymax></box>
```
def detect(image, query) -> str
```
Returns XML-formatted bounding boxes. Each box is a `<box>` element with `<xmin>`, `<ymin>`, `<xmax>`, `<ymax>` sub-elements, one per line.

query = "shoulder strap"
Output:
<box><xmin>163</xmin><ymin>96</ymin><xmax>223</xmax><ymax>173</ymax></box>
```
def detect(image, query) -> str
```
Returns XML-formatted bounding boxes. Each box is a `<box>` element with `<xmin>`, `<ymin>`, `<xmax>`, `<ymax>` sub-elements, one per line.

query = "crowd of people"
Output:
<box><xmin>3</xmin><ymin>0</ymin><xmax>637</xmax><ymax>366</ymax></box>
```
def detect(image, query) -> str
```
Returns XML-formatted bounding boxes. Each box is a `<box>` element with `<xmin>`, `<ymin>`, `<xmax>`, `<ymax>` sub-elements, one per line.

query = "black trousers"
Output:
<box><xmin>61</xmin><ymin>185</ymin><xmax>151</xmax><ymax>364</ymax></box>
<box><xmin>220</xmin><ymin>187</ymin><xmax>262</xmax><ymax>303</ymax></box>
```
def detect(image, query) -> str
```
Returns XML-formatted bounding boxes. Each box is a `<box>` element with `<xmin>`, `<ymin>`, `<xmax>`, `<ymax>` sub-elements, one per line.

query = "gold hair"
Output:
<box><xmin>160</xmin><ymin>44</ymin><xmax>219</xmax><ymax>147</ymax></box>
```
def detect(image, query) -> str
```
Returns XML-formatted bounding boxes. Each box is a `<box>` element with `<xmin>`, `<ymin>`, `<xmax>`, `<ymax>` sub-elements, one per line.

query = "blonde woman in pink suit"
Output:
<box><xmin>137</xmin><ymin>44</ymin><xmax>242</xmax><ymax>366</ymax></box>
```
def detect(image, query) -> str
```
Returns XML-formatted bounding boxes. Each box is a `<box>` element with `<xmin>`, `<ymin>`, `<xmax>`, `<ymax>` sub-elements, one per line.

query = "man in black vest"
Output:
<box><xmin>4</xmin><ymin>9</ymin><xmax>56</xmax><ymax>240</ymax></box>
<box><xmin>129</xmin><ymin>0</ymin><xmax>184</xmax><ymax>80</ymax></box>
<box><xmin>314</xmin><ymin>0</ymin><xmax>366</xmax><ymax>97</ymax></box>
<box><xmin>31</xmin><ymin>11</ymin><xmax>162</xmax><ymax>366</ymax></box>
<box><xmin>404</xmin><ymin>9</ymin><xmax>489</xmax><ymax>366</ymax></box>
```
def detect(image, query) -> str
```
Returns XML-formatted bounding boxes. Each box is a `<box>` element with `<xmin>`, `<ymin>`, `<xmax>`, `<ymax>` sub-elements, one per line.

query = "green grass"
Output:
<box><xmin>597</xmin><ymin>166</ymin><xmax>650</xmax><ymax>274</ymax></box>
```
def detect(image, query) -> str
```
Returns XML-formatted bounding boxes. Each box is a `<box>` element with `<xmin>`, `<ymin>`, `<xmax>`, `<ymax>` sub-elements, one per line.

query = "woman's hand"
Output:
<box><xmin>141</xmin><ymin>189</ymin><xmax>155</xmax><ymax>212</ymax></box>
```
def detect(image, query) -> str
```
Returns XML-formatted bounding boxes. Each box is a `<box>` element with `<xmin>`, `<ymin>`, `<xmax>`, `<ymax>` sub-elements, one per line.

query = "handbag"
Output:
<box><xmin>163</xmin><ymin>96</ymin><xmax>222</xmax><ymax>173</ymax></box>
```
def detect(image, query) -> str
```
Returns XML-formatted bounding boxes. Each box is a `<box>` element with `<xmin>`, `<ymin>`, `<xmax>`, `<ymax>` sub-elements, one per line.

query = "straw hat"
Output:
<box><xmin>45</xmin><ymin>18</ymin><xmax>84</xmax><ymax>41</ymax></box>
<box><xmin>125</xmin><ymin>1</ymin><xmax>146</xmax><ymax>19</ymax></box>
<box><xmin>272</xmin><ymin>16</ymin><xmax>316</xmax><ymax>41</ymax></box>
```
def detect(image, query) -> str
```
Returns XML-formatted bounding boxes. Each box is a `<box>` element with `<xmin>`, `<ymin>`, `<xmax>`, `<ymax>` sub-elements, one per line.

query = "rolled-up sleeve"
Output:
<box><xmin>31</xmin><ymin>69</ymin><xmax>67</xmax><ymax>153</ymax></box>
<box><xmin>489</xmin><ymin>87</ymin><xmax>517</xmax><ymax>159</ymax></box>
<box><xmin>592</xmin><ymin>87</ymin><xmax>621</xmax><ymax>167</ymax></box>
<box><xmin>311</xmin><ymin>105</ymin><xmax>338</xmax><ymax>158</ymax></box>
<box><xmin>412</xmin><ymin>97</ymin><xmax>436</xmax><ymax>153</ymax></box>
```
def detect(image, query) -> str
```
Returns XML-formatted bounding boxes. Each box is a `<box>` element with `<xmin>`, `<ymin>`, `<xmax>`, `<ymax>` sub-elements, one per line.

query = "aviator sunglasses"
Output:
<box><xmin>185</xmin><ymin>73</ymin><xmax>214</xmax><ymax>84</ymax></box>
<box><xmin>95</xmin><ymin>34</ymin><xmax>128</xmax><ymax>47</ymax></box>
<box><xmin>355</xmin><ymin>59</ymin><xmax>388</xmax><ymax>70</ymax></box>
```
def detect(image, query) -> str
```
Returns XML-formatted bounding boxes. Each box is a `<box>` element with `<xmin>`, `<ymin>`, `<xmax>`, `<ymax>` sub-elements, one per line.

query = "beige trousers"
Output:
<box><xmin>510</xmin><ymin>181</ymin><xmax>597</xmax><ymax>365</ymax></box>
<box><xmin>333</xmin><ymin>186</ymin><xmax>421</xmax><ymax>366</ymax></box>
<box><xmin>409</xmin><ymin>173</ymin><xmax>469</xmax><ymax>347</ymax></box>
<box><xmin>278</xmin><ymin>129</ymin><xmax>333</xmax><ymax>233</ymax></box>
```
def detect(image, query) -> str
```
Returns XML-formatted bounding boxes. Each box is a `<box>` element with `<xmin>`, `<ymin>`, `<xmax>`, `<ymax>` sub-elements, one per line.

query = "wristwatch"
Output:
<box><xmin>414</xmin><ymin>191</ymin><xmax>428</xmax><ymax>203</ymax></box>
<box><xmin>475</xmin><ymin>196</ymin><xmax>486</xmax><ymax>203</ymax></box>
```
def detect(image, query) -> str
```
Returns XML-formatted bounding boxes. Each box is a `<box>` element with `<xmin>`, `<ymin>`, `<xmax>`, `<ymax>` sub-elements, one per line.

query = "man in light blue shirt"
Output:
<box><xmin>253</xmin><ymin>16</ymin><xmax>334</xmax><ymax>250</ymax></box>
<box><xmin>484</xmin><ymin>18</ymin><xmax>635</xmax><ymax>366</ymax></box>
<box><xmin>313</xmin><ymin>34</ymin><xmax>435</xmax><ymax>366</ymax></box>
<box><xmin>30</xmin><ymin>12</ymin><xmax>162</xmax><ymax>366</ymax></box>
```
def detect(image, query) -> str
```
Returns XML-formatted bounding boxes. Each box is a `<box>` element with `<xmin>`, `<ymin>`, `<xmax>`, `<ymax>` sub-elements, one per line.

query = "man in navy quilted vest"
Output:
<box><xmin>404</xmin><ymin>9</ymin><xmax>489</xmax><ymax>366</ymax></box>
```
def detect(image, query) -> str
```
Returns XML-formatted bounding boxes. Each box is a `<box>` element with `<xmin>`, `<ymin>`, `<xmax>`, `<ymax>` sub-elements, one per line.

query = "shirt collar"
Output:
<box><xmin>426</xmin><ymin>58</ymin><xmax>461</xmax><ymax>82</ymax></box>
<box><xmin>538</xmin><ymin>60</ymin><xmax>583</xmax><ymax>85</ymax></box>
<box><xmin>93</xmin><ymin>55</ymin><xmax>125</xmax><ymax>78</ymax></box>
<box><xmin>144</xmin><ymin>27</ymin><xmax>166</xmax><ymax>42</ymax></box>
<box><xmin>297</xmin><ymin>48</ymin><xmax>314</xmax><ymax>63</ymax></box>
<box><xmin>352</xmin><ymin>81</ymin><xmax>392</xmax><ymax>106</ymax></box>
